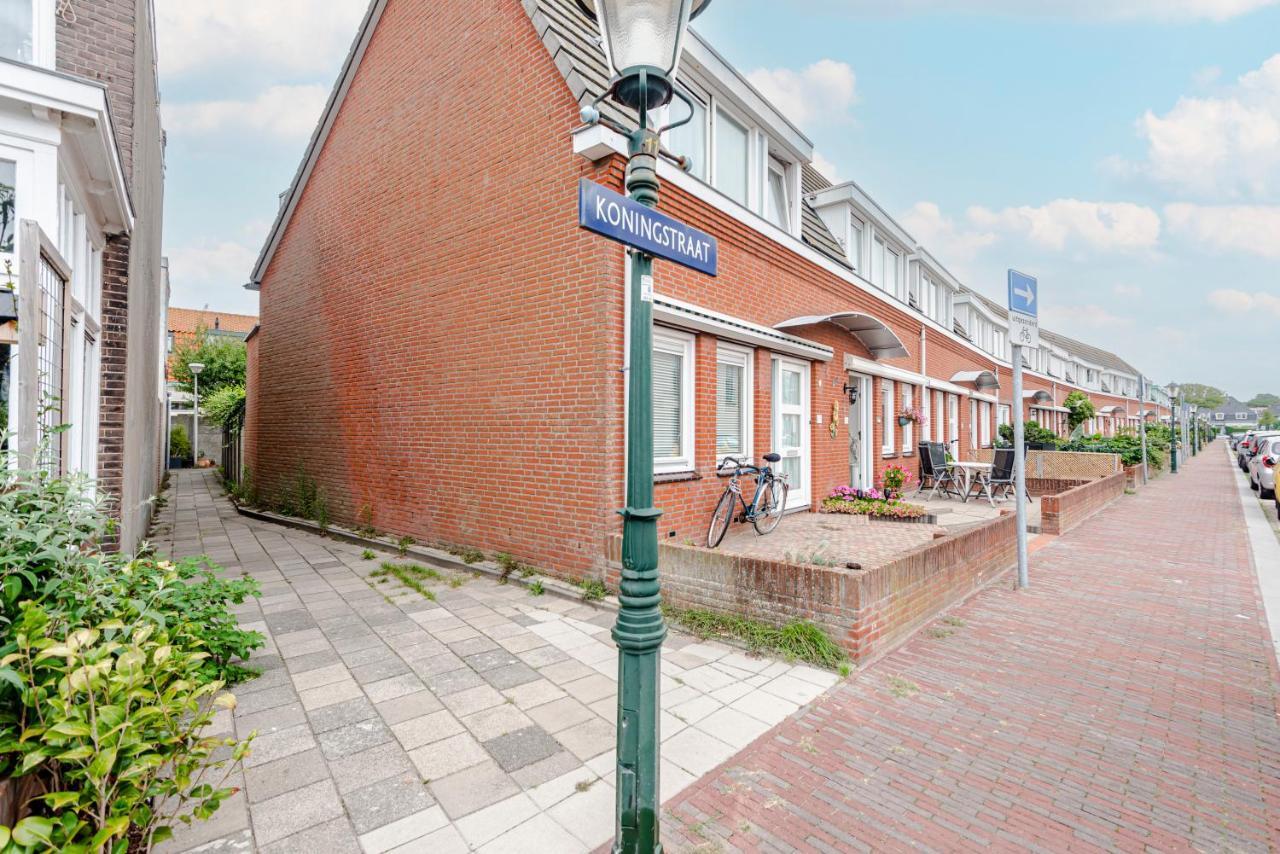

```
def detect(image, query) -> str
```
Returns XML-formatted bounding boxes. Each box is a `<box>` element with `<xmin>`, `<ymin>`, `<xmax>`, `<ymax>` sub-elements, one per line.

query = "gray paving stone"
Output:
<box><xmin>340</xmin><ymin>643</ymin><xmax>397</xmax><ymax>668</ymax></box>
<box><xmin>483</xmin><ymin>725</ymin><xmax>564</xmax><ymax>772</ymax></box>
<box><xmin>327</xmin><ymin>741</ymin><xmax>415</xmax><ymax>794</ymax></box>
<box><xmin>250</xmin><ymin>779</ymin><xmax>344</xmax><ymax>846</ymax></box>
<box><xmin>233</xmin><ymin>685</ymin><xmax>299</xmax><ymax>717</ymax></box>
<box><xmin>376</xmin><ymin>689</ymin><xmax>444</xmax><ymax>725</ymax></box>
<box><xmin>342</xmin><ymin>771</ymin><xmax>436</xmax><ymax>833</ymax></box>
<box><xmin>480</xmin><ymin>662</ymin><xmax>542</xmax><ymax>691</ymax></box>
<box><xmin>428</xmin><ymin>759</ymin><xmax>520</xmax><ymax>819</ymax></box>
<box><xmin>462</xmin><ymin>648</ymin><xmax>522</xmax><ymax>672</ymax></box>
<box><xmin>509</xmin><ymin>749</ymin><xmax>583</xmax><ymax>789</ymax></box>
<box><xmin>425</xmin><ymin>668</ymin><xmax>486</xmax><ymax>696</ymax></box>
<box><xmin>317</xmin><ymin>716</ymin><xmax>393</xmax><ymax>759</ymax></box>
<box><xmin>409</xmin><ymin>731</ymin><xmax>489</xmax><ymax>780</ymax></box>
<box><xmin>259</xmin><ymin>816</ymin><xmax>361</xmax><ymax>854</ymax></box>
<box><xmin>234</xmin><ymin>701</ymin><xmax>308</xmax><ymax>738</ymax></box>
<box><xmin>282</xmin><ymin>649</ymin><xmax>341</xmax><ymax>674</ymax></box>
<box><xmin>447</xmin><ymin>635</ymin><xmax>500</xmax><ymax>657</ymax></box>
<box><xmin>307</xmin><ymin>696</ymin><xmax>376</xmax><ymax>733</ymax></box>
<box><xmin>516</xmin><ymin>645</ymin><xmax>570</xmax><ymax>668</ymax></box>
<box><xmin>244</xmin><ymin>723</ymin><xmax>317</xmax><ymax>768</ymax></box>
<box><xmin>244</xmin><ymin>747</ymin><xmax>331</xmax><ymax>803</ymax></box>
<box><xmin>351</xmin><ymin>657</ymin><xmax>412</xmax><ymax>685</ymax></box>
<box><xmin>264</xmin><ymin>610</ymin><xmax>320</xmax><ymax>635</ymax></box>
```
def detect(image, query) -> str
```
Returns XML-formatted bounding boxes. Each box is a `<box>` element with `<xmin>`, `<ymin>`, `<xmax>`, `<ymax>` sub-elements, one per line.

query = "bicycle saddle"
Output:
<box><xmin>763</xmin><ymin>452</ymin><xmax>781</xmax><ymax>463</ymax></box>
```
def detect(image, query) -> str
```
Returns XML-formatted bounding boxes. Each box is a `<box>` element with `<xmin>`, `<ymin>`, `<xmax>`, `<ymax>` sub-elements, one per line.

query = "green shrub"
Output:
<box><xmin>202</xmin><ymin>383</ymin><xmax>246</xmax><ymax>427</ymax></box>
<box><xmin>169</xmin><ymin>424</ymin><xmax>192</xmax><ymax>461</ymax></box>
<box><xmin>997</xmin><ymin>421</ymin><xmax>1060</xmax><ymax>448</ymax></box>
<box><xmin>574</xmin><ymin>579</ymin><xmax>607</xmax><ymax>602</ymax></box>
<box><xmin>277</xmin><ymin>468</ymin><xmax>327</xmax><ymax>527</ymax></box>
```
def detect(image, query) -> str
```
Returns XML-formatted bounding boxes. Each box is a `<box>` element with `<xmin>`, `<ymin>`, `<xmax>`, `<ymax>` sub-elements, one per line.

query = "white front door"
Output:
<box><xmin>773</xmin><ymin>358</ymin><xmax>811</xmax><ymax>509</ymax></box>
<box><xmin>848</xmin><ymin>373</ymin><xmax>871</xmax><ymax>490</ymax></box>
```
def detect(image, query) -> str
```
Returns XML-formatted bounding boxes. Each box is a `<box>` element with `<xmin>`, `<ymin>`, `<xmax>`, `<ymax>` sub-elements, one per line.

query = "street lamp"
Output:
<box><xmin>1190</xmin><ymin>404</ymin><xmax>1198</xmax><ymax>456</ymax></box>
<box><xmin>189</xmin><ymin>362</ymin><xmax>205</xmax><ymax>466</ymax></box>
<box><xmin>1168</xmin><ymin>382</ymin><xmax>1179</xmax><ymax>474</ymax></box>
<box><xmin>576</xmin><ymin>2</ymin><xmax>711</xmax><ymax>852</ymax></box>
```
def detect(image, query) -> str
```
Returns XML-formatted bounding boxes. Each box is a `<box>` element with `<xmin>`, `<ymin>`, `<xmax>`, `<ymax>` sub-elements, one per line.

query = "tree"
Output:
<box><xmin>1063</xmin><ymin>390</ymin><xmax>1095</xmax><ymax>433</ymax></box>
<box><xmin>1177</xmin><ymin>383</ymin><xmax>1226</xmax><ymax>410</ymax></box>
<box><xmin>1248</xmin><ymin>393</ymin><xmax>1280</xmax><ymax>408</ymax></box>
<box><xmin>1260</xmin><ymin>411</ymin><xmax>1280</xmax><ymax>430</ymax></box>
<box><xmin>170</xmin><ymin>323</ymin><xmax>247</xmax><ymax>395</ymax></box>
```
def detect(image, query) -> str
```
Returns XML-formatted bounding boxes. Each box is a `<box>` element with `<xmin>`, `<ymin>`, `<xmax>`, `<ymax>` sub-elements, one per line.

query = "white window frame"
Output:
<box><xmin>998</xmin><ymin>404</ymin><xmax>1012</xmax><ymax>428</ymax></box>
<box><xmin>653</xmin><ymin>327</ymin><xmax>696</xmax><ymax>474</ymax></box>
<box><xmin>981</xmin><ymin>401</ymin><xmax>992</xmax><ymax>447</ymax></box>
<box><xmin>715</xmin><ymin>342</ymin><xmax>753</xmax><ymax>461</ymax></box>
<box><xmin>934</xmin><ymin>389</ymin><xmax>945</xmax><ymax>443</ymax></box>
<box><xmin>969</xmin><ymin>398</ymin><xmax>978</xmax><ymax>450</ymax></box>
<box><xmin>881</xmin><ymin>379</ymin><xmax>895</xmax><ymax>456</ymax></box>
<box><xmin>848</xmin><ymin>216</ymin><xmax>865</xmax><ymax>275</ymax></box>
<box><xmin>948</xmin><ymin>394</ymin><xmax>959</xmax><ymax>450</ymax></box>
<box><xmin>764</xmin><ymin>155</ymin><xmax>791</xmax><ymax>232</ymax></box>
<box><xmin>901</xmin><ymin>385</ymin><xmax>913</xmax><ymax>453</ymax></box>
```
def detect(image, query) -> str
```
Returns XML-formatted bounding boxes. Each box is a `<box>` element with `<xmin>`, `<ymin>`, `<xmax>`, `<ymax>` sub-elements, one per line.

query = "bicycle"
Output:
<box><xmin>706</xmin><ymin>453</ymin><xmax>790</xmax><ymax>548</ymax></box>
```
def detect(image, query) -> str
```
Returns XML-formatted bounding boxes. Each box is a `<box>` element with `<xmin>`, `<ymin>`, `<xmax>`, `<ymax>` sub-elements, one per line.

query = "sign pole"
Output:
<box><xmin>1007</xmin><ymin>269</ymin><xmax>1038</xmax><ymax>591</ymax></box>
<box><xmin>1012</xmin><ymin>345</ymin><xmax>1029</xmax><ymax>589</ymax></box>
<box><xmin>1138</xmin><ymin>376</ymin><xmax>1149</xmax><ymax>485</ymax></box>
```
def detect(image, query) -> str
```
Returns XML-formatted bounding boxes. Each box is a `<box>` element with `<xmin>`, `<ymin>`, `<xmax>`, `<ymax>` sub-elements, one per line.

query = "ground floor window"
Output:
<box><xmin>948</xmin><ymin>394</ymin><xmax>959</xmax><ymax>450</ymax></box>
<box><xmin>934</xmin><ymin>390</ymin><xmax>945</xmax><ymax>443</ymax></box>
<box><xmin>652</xmin><ymin>328</ymin><xmax>695</xmax><ymax>473</ymax></box>
<box><xmin>881</xmin><ymin>379</ymin><xmax>894</xmax><ymax>455</ymax></box>
<box><xmin>901</xmin><ymin>384</ymin><xmax>913</xmax><ymax>453</ymax></box>
<box><xmin>980</xmin><ymin>401</ymin><xmax>992</xmax><ymax>447</ymax></box>
<box><xmin>998</xmin><ymin>403</ymin><xmax>1011</xmax><ymax>427</ymax></box>
<box><xmin>715</xmin><ymin>343</ymin><xmax>752</xmax><ymax>460</ymax></box>
<box><xmin>969</xmin><ymin>398</ymin><xmax>978</xmax><ymax>450</ymax></box>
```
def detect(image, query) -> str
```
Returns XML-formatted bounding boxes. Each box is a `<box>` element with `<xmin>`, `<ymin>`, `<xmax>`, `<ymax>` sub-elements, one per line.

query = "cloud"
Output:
<box><xmin>967</xmin><ymin>200</ymin><xmax>1161</xmax><ymax>251</ymax></box>
<box><xmin>1127</xmin><ymin>54</ymin><xmax>1280</xmax><ymax>199</ymax></box>
<box><xmin>1207</xmin><ymin>288</ymin><xmax>1280</xmax><ymax>316</ymax></box>
<box><xmin>164</xmin><ymin>85</ymin><xmax>330</xmax><ymax>141</ymax></box>
<box><xmin>1114</xmin><ymin>283</ymin><xmax>1143</xmax><ymax>297</ymax></box>
<box><xmin>1164</xmin><ymin>203</ymin><xmax>1280</xmax><ymax>258</ymax></box>
<box><xmin>156</xmin><ymin>0</ymin><xmax>367</xmax><ymax>77</ymax></box>
<box><xmin>747</xmin><ymin>60</ymin><xmax>857</xmax><ymax>127</ymax></box>
<box><xmin>810</xmin><ymin>151</ymin><xmax>841</xmax><ymax>182</ymax></box>
<box><xmin>166</xmin><ymin>240</ymin><xmax>261</xmax><ymax>309</ymax></box>
<box><xmin>899</xmin><ymin>202</ymin><xmax>997</xmax><ymax>265</ymax></box>
<box><xmin>796</xmin><ymin>0</ymin><xmax>1279</xmax><ymax>20</ymax></box>
<box><xmin>1042</xmin><ymin>303</ymin><xmax>1133</xmax><ymax>329</ymax></box>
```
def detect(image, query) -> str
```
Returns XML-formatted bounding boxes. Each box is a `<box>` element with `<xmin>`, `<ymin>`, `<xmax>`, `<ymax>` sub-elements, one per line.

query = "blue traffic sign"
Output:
<box><xmin>578</xmin><ymin>179</ymin><xmax>718</xmax><ymax>277</ymax></box>
<box><xmin>1008</xmin><ymin>269</ymin><xmax>1038</xmax><ymax>318</ymax></box>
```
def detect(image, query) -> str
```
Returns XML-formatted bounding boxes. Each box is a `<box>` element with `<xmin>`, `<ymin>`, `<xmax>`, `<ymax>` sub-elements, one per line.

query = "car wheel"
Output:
<box><xmin>1263</xmin><ymin>488</ymin><xmax>1275</xmax><ymax>500</ymax></box>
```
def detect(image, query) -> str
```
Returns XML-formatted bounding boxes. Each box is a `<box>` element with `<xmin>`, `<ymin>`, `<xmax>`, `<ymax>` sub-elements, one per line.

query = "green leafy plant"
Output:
<box><xmin>170</xmin><ymin>325</ymin><xmax>247</xmax><ymax>395</ymax></box>
<box><xmin>361</xmin><ymin>549</ymin><xmax>376</xmax><ymax>560</ymax></box>
<box><xmin>997</xmin><ymin>420</ymin><xmax>1060</xmax><ymax>448</ymax></box>
<box><xmin>445</xmin><ymin>545</ymin><xmax>484</xmax><ymax>565</ymax></box>
<box><xmin>276</xmin><ymin>468</ymin><xmax>327</xmax><ymax>528</ymax></box>
<box><xmin>1063</xmin><ymin>390</ymin><xmax>1096</xmax><ymax>434</ymax></box>
<box><xmin>574</xmin><ymin>579</ymin><xmax>607</xmax><ymax>602</ymax></box>
<box><xmin>528</xmin><ymin>579</ymin><xmax>545</xmax><ymax>597</ymax></box>
<box><xmin>201</xmin><ymin>383</ymin><xmax>246</xmax><ymax>428</ymax></box>
<box><xmin>396</xmin><ymin>536</ymin><xmax>415</xmax><ymax>557</ymax></box>
<box><xmin>168</xmin><ymin>424</ymin><xmax>192</xmax><ymax>462</ymax></box>
<box><xmin>371</xmin><ymin>562</ymin><xmax>440</xmax><ymax>601</ymax></box>
<box><xmin>0</xmin><ymin>604</ymin><xmax>254</xmax><ymax>850</ymax></box>
<box><xmin>664</xmin><ymin>608</ymin><xmax>848</xmax><ymax>670</ymax></box>
<box><xmin>354</xmin><ymin>504</ymin><xmax>379</xmax><ymax>538</ymax></box>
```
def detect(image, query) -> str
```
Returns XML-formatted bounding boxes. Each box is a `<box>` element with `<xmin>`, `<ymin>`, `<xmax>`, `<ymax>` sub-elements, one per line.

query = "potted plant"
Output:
<box><xmin>898</xmin><ymin>405</ymin><xmax>926</xmax><ymax>429</ymax></box>
<box><xmin>880</xmin><ymin>464</ymin><xmax>913</xmax><ymax>499</ymax></box>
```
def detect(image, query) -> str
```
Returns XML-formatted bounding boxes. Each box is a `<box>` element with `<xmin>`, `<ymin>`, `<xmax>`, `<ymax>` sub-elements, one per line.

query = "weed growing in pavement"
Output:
<box><xmin>361</xmin><ymin>549</ymin><xmax>376</xmax><ymax>560</ymax></box>
<box><xmin>396</xmin><ymin>535</ymin><xmax>415</xmax><ymax>556</ymax></box>
<box><xmin>797</xmin><ymin>737</ymin><xmax>818</xmax><ymax>755</ymax></box>
<box><xmin>528</xmin><ymin>579</ymin><xmax>545</xmax><ymax>596</ymax></box>
<box><xmin>573</xmin><ymin>578</ymin><xmax>608</xmax><ymax>602</ymax></box>
<box><xmin>664</xmin><ymin>607</ymin><xmax>848</xmax><ymax>671</ymax></box>
<box><xmin>887</xmin><ymin>675</ymin><xmax>919</xmax><ymax>698</ymax></box>
<box><xmin>838</xmin><ymin>662</ymin><xmax>852</xmax><ymax>678</ymax></box>
<box><xmin>784</xmin><ymin>543</ymin><xmax>837</xmax><ymax>567</ymax></box>
<box><xmin>1125</xmin><ymin>488</ymin><xmax>1137</xmax><ymax>495</ymax></box>
<box><xmin>495</xmin><ymin>553</ymin><xmax>520</xmax><ymax>582</ymax></box>
<box><xmin>355</xmin><ymin>503</ymin><xmax>379</xmax><ymax>538</ymax></box>
<box><xmin>446</xmin><ymin>544</ymin><xmax>485</xmax><ymax>564</ymax></box>
<box><xmin>941</xmin><ymin>616</ymin><xmax>966</xmax><ymax>627</ymax></box>
<box><xmin>448</xmin><ymin>576</ymin><xmax>465</xmax><ymax>588</ymax></box>
<box><xmin>925</xmin><ymin>627</ymin><xmax>955</xmax><ymax>639</ymax></box>
<box><xmin>371</xmin><ymin>562</ymin><xmax>440</xmax><ymax>601</ymax></box>
<box><xmin>575</xmin><ymin>779</ymin><xmax>595</xmax><ymax>793</ymax></box>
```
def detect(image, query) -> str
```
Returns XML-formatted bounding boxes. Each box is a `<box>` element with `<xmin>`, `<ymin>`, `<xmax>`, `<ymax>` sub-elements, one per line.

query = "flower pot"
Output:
<box><xmin>897</xmin><ymin>416</ymin><xmax>911</xmax><ymax>426</ymax></box>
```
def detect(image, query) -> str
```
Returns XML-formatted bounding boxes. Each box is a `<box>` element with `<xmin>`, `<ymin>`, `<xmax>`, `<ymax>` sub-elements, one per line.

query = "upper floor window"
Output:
<box><xmin>871</xmin><ymin>236</ymin><xmax>901</xmax><ymax>296</ymax></box>
<box><xmin>765</xmin><ymin>157</ymin><xmax>790</xmax><ymax>231</ymax></box>
<box><xmin>848</xmin><ymin>217</ymin><xmax>864</xmax><ymax>274</ymax></box>
<box><xmin>0</xmin><ymin>160</ymin><xmax>14</xmax><ymax>256</ymax></box>
<box><xmin>667</xmin><ymin>93</ymin><xmax>708</xmax><ymax>181</ymax></box>
<box><xmin>1</xmin><ymin>0</ymin><xmax>34</xmax><ymax>63</ymax></box>
<box><xmin>713</xmin><ymin>109</ymin><xmax>749</xmax><ymax>207</ymax></box>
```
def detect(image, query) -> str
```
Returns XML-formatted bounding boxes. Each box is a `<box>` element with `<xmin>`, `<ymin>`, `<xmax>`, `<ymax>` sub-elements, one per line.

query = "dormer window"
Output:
<box><xmin>1</xmin><ymin>0</ymin><xmax>34</xmax><ymax>63</ymax></box>
<box><xmin>667</xmin><ymin>90</ymin><xmax>707</xmax><ymax>180</ymax></box>
<box><xmin>765</xmin><ymin>157</ymin><xmax>790</xmax><ymax>231</ymax></box>
<box><xmin>714</xmin><ymin>108</ymin><xmax>749</xmax><ymax>206</ymax></box>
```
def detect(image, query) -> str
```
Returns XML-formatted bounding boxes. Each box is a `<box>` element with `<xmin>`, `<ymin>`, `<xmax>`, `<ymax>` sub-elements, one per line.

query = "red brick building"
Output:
<box><xmin>245</xmin><ymin>0</ymin><xmax>1172</xmax><ymax>579</ymax></box>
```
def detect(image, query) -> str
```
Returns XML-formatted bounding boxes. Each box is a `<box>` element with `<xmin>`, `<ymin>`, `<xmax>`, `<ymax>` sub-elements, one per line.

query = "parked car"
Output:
<box><xmin>1242</xmin><ymin>431</ymin><xmax>1280</xmax><ymax>477</ymax></box>
<box><xmin>1253</xmin><ymin>437</ymin><xmax>1280</xmax><ymax>500</ymax></box>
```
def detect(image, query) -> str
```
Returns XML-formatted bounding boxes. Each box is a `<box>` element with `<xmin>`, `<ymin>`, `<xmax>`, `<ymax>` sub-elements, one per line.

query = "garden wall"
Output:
<box><xmin>974</xmin><ymin>448</ymin><xmax>1121</xmax><ymax>479</ymax></box>
<box><xmin>1039</xmin><ymin>471</ymin><xmax>1127</xmax><ymax>536</ymax></box>
<box><xmin>604</xmin><ymin>511</ymin><xmax>1017</xmax><ymax>665</ymax></box>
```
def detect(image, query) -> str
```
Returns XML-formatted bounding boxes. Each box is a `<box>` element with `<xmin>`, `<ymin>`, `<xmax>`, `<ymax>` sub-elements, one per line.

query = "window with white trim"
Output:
<box><xmin>934</xmin><ymin>390</ymin><xmax>945</xmax><ymax>443</ymax></box>
<box><xmin>948</xmin><ymin>394</ymin><xmax>959</xmax><ymax>448</ymax></box>
<box><xmin>848</xmin><ymin>217</ymin><xmax>864</xmax><ymax>274</ymax></box>
<box><xmin>0</xmin><ymin>159</ymin><xmax>14</xmax><ymax>257</ymax></box>
<box><xmin>1</xmin><ymin>0</ymin><xmax>34</xmax><ymax>63</ymax></box>
<box><xmin>715</xmin><ymin>343</ymin><xmax>752</xmax><ymax>459</ymax></box>
<box><xmin>881</xmin><ymin>379</ymin><xmax>894</xmax><ymax>455</ymax></box>
<box><xmin>666</xmin><ymin>90</ymin><xmax>708</xmax><ymax>181</ymax></box>
<box><xmin>901</xmin><ymin>385</ymin><xmax>913</xmax><ymax>452</ymax></box>
<box><xmin>969</xmin><ymin>398</ymin><xmax>978</xmax><ymax>450</ymax></box>
<box><xmin>765</xmin><ymin>157</ymin><xmax>790</xmax><ymax>231</ymax></box>
<box><xmin>998</xmin><ymin>404</ymin><xmax>1012</xmax><ymax>428</ymax></box>
<box><xmin>653</xmin><ymin>328</ymin><xmax>696</xmax><ymax>474</ymax></box>
<box><xmin>980</xmin><ymin>401</ymin><xmax>992</xmax><ymax>447</ymax></box>
<box><xmin>714</xmin><ymin>109</ymin><xmax>750</xmax><ymax>207</ymax></box>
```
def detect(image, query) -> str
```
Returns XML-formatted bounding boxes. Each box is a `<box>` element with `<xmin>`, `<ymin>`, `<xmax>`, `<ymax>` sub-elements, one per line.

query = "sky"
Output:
<box><xmin>156</xmin><ymin>0</ymin><xmax>1280</xmax><ymax>401</ymax></box>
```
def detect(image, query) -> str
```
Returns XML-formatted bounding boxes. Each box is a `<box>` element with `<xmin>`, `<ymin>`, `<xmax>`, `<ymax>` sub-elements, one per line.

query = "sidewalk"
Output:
<box><xmin>663</xmin><ymin>446</ymin><xmax>1280</xmax><ymax>851</ymax></box>
<box><xmin>152</xmin><ymin>470</ymin><xmax>837</xmax><ymax>853</ymax></box>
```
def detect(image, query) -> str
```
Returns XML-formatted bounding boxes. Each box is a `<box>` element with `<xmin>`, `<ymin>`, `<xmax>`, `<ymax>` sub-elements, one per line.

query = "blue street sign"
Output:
<box><xmin>578</xmin><ymin>179</ymin><xmax>718</xmax><ymax>277</ymax></box>
<box><xmin>1008</xmin><ymin>269</ymin><xmax>1038</xmax><ymax>318</ymax></box>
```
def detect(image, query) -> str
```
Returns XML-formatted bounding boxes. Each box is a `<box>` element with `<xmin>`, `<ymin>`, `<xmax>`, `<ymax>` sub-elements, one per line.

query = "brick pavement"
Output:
<box><xmin>150</xmin><ymin>470</ymin><xmax>837</xmax><ymax>853</ymax></box>
<box><xmin>718</xmin><ymin>513</ymin><xmax>940</xmax><ymax>570</ymax></box>
<box><xmin>663</xmin><ymin>447</ymin><xmax>1280</xmax><ymax>852</ymax></box>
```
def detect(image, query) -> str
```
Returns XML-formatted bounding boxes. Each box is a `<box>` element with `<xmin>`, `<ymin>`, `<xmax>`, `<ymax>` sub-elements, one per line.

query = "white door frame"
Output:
<box><xmin>848</xmin><ymin>372</ymin><xmax>872</xmax><ymax>490</ymax></box>
<box><xmin>772</xmin><ymin>356</ymin><xmax>811</xmax><ymax>509</ymax></box>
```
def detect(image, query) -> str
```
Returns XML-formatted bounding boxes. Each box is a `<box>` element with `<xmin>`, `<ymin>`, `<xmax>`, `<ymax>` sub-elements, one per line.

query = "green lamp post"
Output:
<box><xmin>574</xmin><ymin>1</ymin><xmax>711</xmax><ymax>851</ymax></box>
<box><xmin>1190</xmin><ymin>404</ymin><xmax>1198</xmax><ymax>455</ymax></box>
<box><xmin>1168</xmin><ymin>383</ymin><xmax>1180</xmax><ymax>474</ymax></box>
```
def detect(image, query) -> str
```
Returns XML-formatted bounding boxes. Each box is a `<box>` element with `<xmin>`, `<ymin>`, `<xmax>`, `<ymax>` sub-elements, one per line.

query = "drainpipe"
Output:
<box><xmin>919</xmin><ymin>326</ymin><xmax>926</xmax><ymax>377</ymax></box>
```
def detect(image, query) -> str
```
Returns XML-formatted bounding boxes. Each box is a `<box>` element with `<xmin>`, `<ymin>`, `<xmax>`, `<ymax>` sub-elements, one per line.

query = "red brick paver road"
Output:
<box><xmin>664</xmin><ymin>448</ymin><xmax>1280</xmax><ymax>852</ymax></box>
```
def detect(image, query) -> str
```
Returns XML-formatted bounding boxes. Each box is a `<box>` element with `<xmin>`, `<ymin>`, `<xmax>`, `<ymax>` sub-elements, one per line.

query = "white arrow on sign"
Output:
<box><xmin>1014</xmin><ymin>284</ymin><xmax>1035</xmax><ymax>306</ymax></box>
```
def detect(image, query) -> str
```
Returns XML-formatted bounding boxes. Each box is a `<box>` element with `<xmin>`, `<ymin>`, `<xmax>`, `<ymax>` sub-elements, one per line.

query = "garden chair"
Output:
<box><xmin>914</xmin><ymin>442</ymin><xmax>937</xmax><ymax>496</ymax></box>
<box><xmin>926</xmin><ymin>443</ymin><xmax>964</xmax><ymax>500</ymax></box>
<box><xmin>971</xmin><ymin>447</ymin><xmax>1015</xmax><ymax>506</ymax></box>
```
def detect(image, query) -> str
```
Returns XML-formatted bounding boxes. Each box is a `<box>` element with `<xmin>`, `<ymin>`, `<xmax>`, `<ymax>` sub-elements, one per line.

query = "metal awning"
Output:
<box><xmin>656</xmin><ymin>296</ymin><xmax>833</xmax><ymax>362</ymax></box>
<box><xmin>950</xmin><ymin>370</ymin><xmax>1000</xmax><ymax>391</ymax></box>
<box><xmin>1023</xmin><ymin>390</ymin><xmax>1054</xmax><ymax>404</ymax></box>
<box><xmin>776</xmin><ymin>312</ymin><xmax>909</xmax><ymax>360</ymax></box>
<box><xmin>1099</xmin><ymin>405</ymin><xmax>1127</xmax><ymax>415</ymax></box>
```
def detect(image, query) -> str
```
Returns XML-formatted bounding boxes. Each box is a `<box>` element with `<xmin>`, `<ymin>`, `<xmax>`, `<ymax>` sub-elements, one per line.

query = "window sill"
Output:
<box><xmin>654</xmin><ymin>470</ymin><xmax>701</xmax><ymax>484</ymax></box>
<box><xmin>881</xmin><ymin>451</ymin><xmax>898</xmax><ymax>459</ymax></box>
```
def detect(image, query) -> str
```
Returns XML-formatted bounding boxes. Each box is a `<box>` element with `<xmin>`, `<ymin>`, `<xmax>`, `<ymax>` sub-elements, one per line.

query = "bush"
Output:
<box><xmin>997</xmin><ymin>421</ymin><xmax>1060</xmax><ymax>448</ymax></box>
<box><xmin>202</xmin><ymin>383</ymin><xmax>246</xmax><ymax>428</ymax></box>
<box><xmin>0</xmin><ymin>450</ymin><xmax>259</xmax><ymax>847</ymax></box>
<box><xmin>169</xmin><ymin>424</ymin><xmax>192</xmax><ymax>461</ymax></box>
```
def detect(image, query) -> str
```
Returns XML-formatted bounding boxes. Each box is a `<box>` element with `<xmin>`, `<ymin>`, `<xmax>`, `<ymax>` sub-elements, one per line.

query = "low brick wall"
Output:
<box><xmin>975</xmin><ymin>448</ymin><xmax>1121</xmax><ymax>479</ymax></box>
<box><xmin>1026</xmin><ymin>477</ymin><xmax>1090</xmax><ymax>497</ymax></box>
<box><xmin>604</xmin><ymin>511</ymin><xmax>1018</xmax><ymax>665</ymax></box>
<box><xmin>1039</xmin><ymin>471</ymin><xmax>1127</xmax><ymax>535</ymax></box>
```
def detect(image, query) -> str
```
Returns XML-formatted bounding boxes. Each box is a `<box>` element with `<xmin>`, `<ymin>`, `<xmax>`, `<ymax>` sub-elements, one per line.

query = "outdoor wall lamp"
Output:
<box><xmin>573</xmin><ymin>3</ymin><xmax>710</xmax><ymax>853</ymax></box>
<box><xmin>842</xmin><ymin>382</ymin><xmax>860</xmax><ymax>405</ymax></box>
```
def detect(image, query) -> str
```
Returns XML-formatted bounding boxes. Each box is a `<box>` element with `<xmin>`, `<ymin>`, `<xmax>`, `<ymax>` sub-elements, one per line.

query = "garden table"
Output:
<box><xmin>948</xmin><ymin>460</ymin><xmax>993</xmax><ymax>504</ymax></box>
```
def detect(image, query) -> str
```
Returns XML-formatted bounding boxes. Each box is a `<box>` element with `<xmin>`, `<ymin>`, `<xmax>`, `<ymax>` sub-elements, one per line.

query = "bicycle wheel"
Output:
<box><xmin>752</xmin><ymin>478</ymin><xmax>789</xmax><ymax>535</ymax></box>
<box><xmin>706</xmin><ymin>490</ymin><xmax>735</xmax><ymax>548</ymax></box>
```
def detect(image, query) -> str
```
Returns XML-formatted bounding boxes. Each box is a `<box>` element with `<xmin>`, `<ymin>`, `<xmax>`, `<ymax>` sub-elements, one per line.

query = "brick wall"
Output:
<box><xmin>1040</xmin><ymin>472</ymin><xmax>1126</xmax><ymax>536</ymax></box>
<box><xmin>96</xmin><ymin>236</ymin><xmax>132</xmax><ymax>529</ymax></box>
<box><xmin>57</xmin><ymin>0</ymin><xmax>136</xmax><ymax>179</ymax></box>
<box><xmin>605</xmin><ymin>511</ymin><xmax>1017</xmax><ymax>664</ymax></box>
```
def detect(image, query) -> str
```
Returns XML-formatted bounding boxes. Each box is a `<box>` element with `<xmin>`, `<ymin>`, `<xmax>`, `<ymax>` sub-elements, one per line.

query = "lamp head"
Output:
<box><xmin>577</xmin><ymin>0</ymin><xmax>712</xmax><ymax>110</ymax></box>
<box><xmin>189</xmin><ymin>362</ymin><xmax>205</xmax><ymax>377</ymax></box>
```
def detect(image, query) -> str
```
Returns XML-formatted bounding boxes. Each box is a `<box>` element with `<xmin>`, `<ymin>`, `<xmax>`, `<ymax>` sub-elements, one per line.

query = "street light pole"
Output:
<box><xmin>1168</xmin><ymin>383</ymin><xmax>1179</xmax><ymax>474</ymax></box>
<box><xmin>190</xmin><ymin>362</ymin><xmax>205</xmax><ymax>465</ymax></box>
<box><xmin>574</xmin><ymin>3</ymin><xmax>712</xmax><ymax>851</ymax></box>
<box><xmin>1138</xmin><ymin>376</ymin><xmax>1148</xmax><ymax>485</ymax></box>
